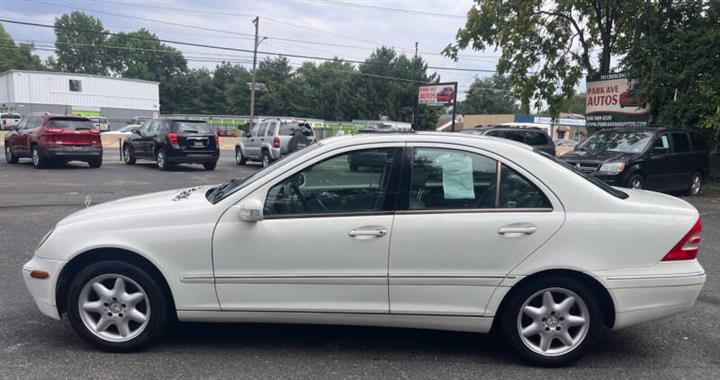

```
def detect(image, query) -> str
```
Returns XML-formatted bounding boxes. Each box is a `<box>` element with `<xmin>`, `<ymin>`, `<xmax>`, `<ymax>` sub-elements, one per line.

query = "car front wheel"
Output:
<box><xmin>627</xmin><ymin>174</ymin><xmax>644</xmax><ymax>190</ymax></box>
<box><xmin>5</xmin><ymin>144</ymin><xmax>18</xmax><ymax>164</ymax></box>
<box><xmin>123</xmin><ymin>144</ymin><xmax>136</xmax><ymax>165</ymax></box>
<box><xmin>499</xmin><ymin>276</ymin><xmax>603</xmax><ymax>366</ymax></box>
<box><xmin>66</xmin><ymin>260</ymin><xmax>172</xmax><ymax>352</ymax></box>
<box><xmin>235</xmin><ymin>147</ymin><xmax>246</xmax><ymax>165</ymax></box>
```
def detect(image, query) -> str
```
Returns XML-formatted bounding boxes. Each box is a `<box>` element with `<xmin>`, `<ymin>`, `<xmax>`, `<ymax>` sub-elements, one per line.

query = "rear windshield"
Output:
<box><xmin>90</xmin><ymin>117</ymin><xmax>108</xmax><ymax>123</ymax></box>
<box><xmin>537</xmin><ymin>150</ymin><xmax>629</xmax><ymax>199</ymax></box>
<box><xmin>172</xmin><ymin>121</ymin><xmax>213</xmax><ymax>134</ymax></box>
<box><xmin>1</xmin><ymin>114</ymin><xmax>21</xmax><ymax>119</ymax></box>
<box><xmin>278</xmin><ymin>123</ymin><xmax>314</xmax><ymax>136</ymax></box>
<box><xmin>48</xmin><ymin>118</ymin><xmax>95</xmax><ymax>130</ymax></box>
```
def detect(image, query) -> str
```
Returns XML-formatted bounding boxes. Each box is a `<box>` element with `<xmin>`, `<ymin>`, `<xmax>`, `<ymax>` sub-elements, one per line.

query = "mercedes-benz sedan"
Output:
<box><xmin>23</xmin><ymin>133</ymin><xmax>705</xmax><ymax>366</ymax></box>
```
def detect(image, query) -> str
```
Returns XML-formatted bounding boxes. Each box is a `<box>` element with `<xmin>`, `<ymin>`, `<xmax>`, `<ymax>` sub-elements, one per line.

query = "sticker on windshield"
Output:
<box><xmin>661</xmin><ymin>135</ymin><xmax>670</xmax><ymax>148</ymax></box>
<box><xmin>435</xmin><ymin>152</ymin><xmax>475</xmax><ymax>200</ymax></box>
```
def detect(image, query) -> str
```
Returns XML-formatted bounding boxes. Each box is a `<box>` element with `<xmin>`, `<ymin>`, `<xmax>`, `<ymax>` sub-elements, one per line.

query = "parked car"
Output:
<box><xmin>24</xmin><ymin>133</ymin><xmax>705</xmax><ymax>366</ymax></box>
<box><xmin>121</xmin><ymin>118</ymin><xmax>219</xmax><ymax>171</ymax></box>
<box><xmin>461</xmin><ymin>126</ymin><xmax>556</xmax><ymax>156</ymax></box>
<box><xmin>1</xmin><ymin>112</ymin><xmax>22</xmax><ymax>130</ymax></box>
<box><xmin>619</xmin><ymin>81</ymin><xmax>643</xmax><ymax>108</ymax></box>
<box><xmin>561</xmin><ymin>128</ymin><xmax>708</xmax><ymax>195</ymax></box>
<box><xmin>118</xmin><ymin>124</ymin><xmax>142</xmax><ymax>133</ymax></box>
<box><xmin>4</xmin><ymin>113</ymin><xmax>102</xmax><ymax>168</ymax></box>
<box><xmin>435</xmin><ymin>86</ymin><xmax>455</xmax><ymax>102</ymax></box>
<box><xmin>235</xmin><ymin>118</ymin><xmax>315</xmax><ymax>167</ymax></box>
<box><xmin>555</xmin><ymin>139</ymin><xmax>579</xmax><ymax>156</ymax></box>
<box><xmin>88</xmin><ymin>117</ymin><xmax>111</xmax><ymax>132</ymax></box>
<box><xmin>215</xmin><ymin>125</ymin><xmax>237</xmax><ymax>137</ymax></box>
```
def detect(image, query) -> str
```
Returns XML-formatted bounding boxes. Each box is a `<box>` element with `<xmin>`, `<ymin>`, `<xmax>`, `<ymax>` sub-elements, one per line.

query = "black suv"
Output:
<box><xmin>562</xmin><ymin>128</ymin><xmax>709</xmax><ymax>195</ymax></box>
<box><xmin>122</xmin><ymin>118</ymin><xmax>219</xmax><ymax>170</ymax></box>
<box><xmin>460</xmin><ymin>126</ymin><xmax>556</xmax><ymax>156</ymax></box>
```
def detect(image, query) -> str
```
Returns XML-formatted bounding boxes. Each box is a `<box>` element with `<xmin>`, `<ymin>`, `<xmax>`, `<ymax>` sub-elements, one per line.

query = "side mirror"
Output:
<box><xmin>237</xmin><ymin>198</ymin><xmax>264</xmax><ymax>222</ymax></box>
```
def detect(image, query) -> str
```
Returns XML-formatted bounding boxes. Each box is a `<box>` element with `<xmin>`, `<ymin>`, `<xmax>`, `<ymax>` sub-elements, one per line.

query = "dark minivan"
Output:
<box><xmin>122</xmin><ymin>118</ymin><xmax>219</xmax><ymax>170</ymax></box>
<box><xmin>460</xmin><ymin>126</ymin><xmax>556</xmax><ymax>156</ymax></box>
<box><xmin>562</xmin><ymin>128</ymin><xmax>709</xmax><ymax>195</ymax></box>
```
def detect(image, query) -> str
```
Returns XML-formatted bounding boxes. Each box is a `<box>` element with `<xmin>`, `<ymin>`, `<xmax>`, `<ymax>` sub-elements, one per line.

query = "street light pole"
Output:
<box><xmin>249</xmin><ymin>16</ymin><xmax>259</xmax><ymax>130</ymax></box>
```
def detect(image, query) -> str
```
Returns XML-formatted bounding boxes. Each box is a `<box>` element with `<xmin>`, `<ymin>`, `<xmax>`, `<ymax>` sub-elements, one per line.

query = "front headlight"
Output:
<box><xmin>35</xmin><ymin>228</ymin><xmax>54</xmax><ymax>252</ymax></box>
<box><xmin>599</xmin><ymin>162</ymin><xmax>626</xmax><ymax>174</ymax></box>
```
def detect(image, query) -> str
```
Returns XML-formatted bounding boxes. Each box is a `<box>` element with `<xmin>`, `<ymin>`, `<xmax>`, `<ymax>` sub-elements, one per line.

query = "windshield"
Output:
<box><xmin>172</xmin><ymin>121</ymin><xmax>213</xmax><ymax>134</ymax></box>
<box><xmin>207</xmin><ymin>143</ymin><xmax>322</xmax><ymax>203</ymax></box>
<box><xmin>537</xmin><ymin>150</ymin><xmax>628</xmax><ymax>199</ymax></box>
<box><xmin>48</xmin><ymin>118</ymin><xmax>95</xmax><ymax>130</ymax></box>
<box><xmin>577</xmin><ymin>131</ymin><xmax>652</xmax><ymax>153</ymax></box>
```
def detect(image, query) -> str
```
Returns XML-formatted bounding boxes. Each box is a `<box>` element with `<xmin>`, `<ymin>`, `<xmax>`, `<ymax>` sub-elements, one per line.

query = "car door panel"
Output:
<box><xmin>647</xmin><ymin>133</ymin><xmax>672</xmax><ymax>190</ymax></box>
<box><xmin>212</xmin><ymin>145</ymin><xmax>403</xmax><ymax>313</ymax></box>
<box><xmin>388</xmin><ymin>145</ymin><xmax>564</xmax><ymax>316</ymax></box>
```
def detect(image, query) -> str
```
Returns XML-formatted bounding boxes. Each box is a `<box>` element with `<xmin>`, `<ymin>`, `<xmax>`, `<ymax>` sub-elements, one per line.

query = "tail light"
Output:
<box><xmin>215</xmin><ymin>133</ymin><xmax>220</xmax><ymax>146</ymax></box>
<box><xmin>167</xmin><ymin>132</ymin><xmax>179</xmax><ymax>149</ymax></box>
<box><xmin>273</xmin><ymin>136</ymin><xmax>280</xmax><ymax>148</ymax></box>
<box><xmin>662</xmin><ymin>218</ymin><xmax>702</xmax><ymax>261</ymax></box>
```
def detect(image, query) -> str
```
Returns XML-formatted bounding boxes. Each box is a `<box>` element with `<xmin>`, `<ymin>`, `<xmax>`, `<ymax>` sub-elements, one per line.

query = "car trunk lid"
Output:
<box><xmin>42</xmin><ymin>117</ymin><xmax>101</xmax><ymax>146</ymax></box>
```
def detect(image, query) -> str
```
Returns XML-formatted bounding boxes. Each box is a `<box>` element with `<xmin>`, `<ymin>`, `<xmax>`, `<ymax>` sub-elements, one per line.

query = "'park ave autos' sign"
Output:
<box><xmin>585</xmin><ymin>73</ymin><xmax>649</xmax><ymax>128</ymax></box>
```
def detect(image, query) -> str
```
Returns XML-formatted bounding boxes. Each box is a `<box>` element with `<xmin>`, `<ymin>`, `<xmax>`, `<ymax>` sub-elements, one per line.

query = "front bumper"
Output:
<box><xmin>596</xmin><ymin>260</ymin><xmax>706</xmax><ymax>329</ymax></box>
<box><xmin>22</xmin><ymin>256</ymin><xmax>66</xmax><ymax>320</ymax></box>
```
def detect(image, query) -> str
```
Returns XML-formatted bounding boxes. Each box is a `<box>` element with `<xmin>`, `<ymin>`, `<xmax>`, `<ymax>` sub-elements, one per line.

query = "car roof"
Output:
<box><xmin>319</xmin><ymin>131</ymin><xmax>534</xmax><ymax>151</ymax></box>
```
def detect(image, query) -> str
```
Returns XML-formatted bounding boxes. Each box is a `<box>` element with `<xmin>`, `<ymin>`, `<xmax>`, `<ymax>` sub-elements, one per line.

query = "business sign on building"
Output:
<box><xmin>418</xmin><ymin>83</ymin><xmax>456</xmax><ymax>106</ymax></box>
<box><xmin>586</xmin><ymin>73</ymin><xmax>649</xmax><ymax>128</ymax></box>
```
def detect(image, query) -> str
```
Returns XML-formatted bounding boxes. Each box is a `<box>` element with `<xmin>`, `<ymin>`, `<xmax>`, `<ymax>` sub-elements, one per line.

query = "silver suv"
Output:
<box><xmin>235</xmin><ymin>118</ymin><xmax>315</xmax><ymax>167</ymax></box>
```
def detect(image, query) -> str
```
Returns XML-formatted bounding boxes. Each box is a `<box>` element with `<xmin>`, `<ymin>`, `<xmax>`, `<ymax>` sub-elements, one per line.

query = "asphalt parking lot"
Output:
<box><xmin>1</xmin><ymin>151</ymin><xmax>718</xmax><ymax>379</ymax></box>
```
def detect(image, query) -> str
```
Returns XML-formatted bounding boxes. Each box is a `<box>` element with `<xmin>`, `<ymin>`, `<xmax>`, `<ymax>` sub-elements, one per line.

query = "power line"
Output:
<box><xmin>0</xmin><ymin>18</ymin><xmax>500</xmax><ymax>74</ymax></box>
<box><xmin>42</xmin><ymin>0</ymin><xmax>498</xmax><ymax>61</ymax></box>
<box><xmin>312</xmin><ymin>0</ymin><xmax>467</xmax><ymax>19</ymax></box>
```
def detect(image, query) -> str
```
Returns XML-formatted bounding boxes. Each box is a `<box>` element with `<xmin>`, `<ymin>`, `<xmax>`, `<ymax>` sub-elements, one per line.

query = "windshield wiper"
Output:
<box><xmin>208</xmin><ymin>177</ymin><xmax>244</xmax><ymax>202</ymax></box>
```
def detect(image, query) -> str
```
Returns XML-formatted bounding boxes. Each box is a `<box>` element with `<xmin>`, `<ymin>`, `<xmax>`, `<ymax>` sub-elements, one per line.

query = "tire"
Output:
<box><xmin>31</xmin><ymin>145</ymin><xmax>48</xmax><ymax>169</ymax></box>
<box><xmin>261</xmin><ymin>150</ymin><xmax>271</xmax><ymax>168</ymax></box>
<box><xmin>5</xmin><ymin>144</ymin><xmax>18</xmax><ymax>164</ymax></box>
<box><xmin>685</xmin><ymin>171</ymin><xmax>702</xmax><ymax>196</ymax></box>
<box><xmin>235</xmin><ymin>147</ymin><xmax>246</xmax><ymax>166</ymax></box>
<box><xmin>203</xmin><ymin>161</ymin><xmax>217</xmax><ymax>171</ymax></box>
<box><xmin>626</xmin><ymin>174</ymin><xmax>644</xmax><ymax>190</ymax></box>
<box><xmin>123</xmin><ymin>144</ymin><xmax>136</xmax><ymax>165</ymax></box>
<box><xmin>499</xmin><ymin>276</ymin><xmax>604</xmax><ymax>367</ymax></box>
<box><xmin>155</xmin><ymin>148</ymin><xmax>171</xmax><ymax>170</ymax></box>
<box><xmin>88</xmin><ymin>156</ymin><xmax>102</xmax><ymax>168</ymax></box>
<box><xmin>65</xmin><ymin>260</ymin><xmax>173</xmax><ymax>352</ymax></box>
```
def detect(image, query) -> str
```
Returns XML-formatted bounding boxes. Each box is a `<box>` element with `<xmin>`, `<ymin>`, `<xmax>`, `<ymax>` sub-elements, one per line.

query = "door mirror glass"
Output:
<box><xmin>238</xmin><ymin>198</ymin><xmax>264</xmax><ymax>222</ymax></box>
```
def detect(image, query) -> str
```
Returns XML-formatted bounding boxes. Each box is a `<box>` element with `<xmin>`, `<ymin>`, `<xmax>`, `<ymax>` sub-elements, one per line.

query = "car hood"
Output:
<box><xmin>562</xmin><ymin>150</ymin><xmax>641</xmax><ymax>163</ymax></box>
<box><xmin>57</xmin><ymin>185</ymin><xmax>216</xmax><ymax>226</ymax></box>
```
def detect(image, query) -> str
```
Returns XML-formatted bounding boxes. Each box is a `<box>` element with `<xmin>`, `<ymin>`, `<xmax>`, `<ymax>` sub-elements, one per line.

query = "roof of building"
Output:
<box><xmin>0</xmin><ymin>70</ymin><xmax>159</xmax><ymax>85</ymax></box>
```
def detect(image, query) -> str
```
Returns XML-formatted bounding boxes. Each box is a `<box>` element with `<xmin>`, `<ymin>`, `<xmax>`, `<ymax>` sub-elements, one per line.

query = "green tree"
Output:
<box><xmin>53</xmin><ymin>12</ymin><xmax>108</xmax><ymax>75</ymax></box>
<box><xmin>0</xmin><ymin>24</ymin><xmax>45</xmax><ymax>72</ymax></box>
<box><xmin>458</xmin><ymin>74</ymin><xmax>518</xmax><ymax>114</ymax></box>
<box><xmin>445</xmin><ymin>0</ymin><xmax>643</xmax><ymax>116</ymax></box>
<box><xmin>624</xmin><ymin>0</ymin><xmax>720</xmax><ymax>147</ymax></box>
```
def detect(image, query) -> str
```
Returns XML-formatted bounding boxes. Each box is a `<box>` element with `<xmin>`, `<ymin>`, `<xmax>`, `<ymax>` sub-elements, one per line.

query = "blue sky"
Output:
<box><xmin>1</xmin><ymin>0</ymin><xmax>505</xmax><ymax>96</ymax></box>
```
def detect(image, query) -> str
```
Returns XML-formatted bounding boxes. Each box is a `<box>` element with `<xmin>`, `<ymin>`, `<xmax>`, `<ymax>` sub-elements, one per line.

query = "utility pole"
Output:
<box><xmin>249</xmin><ymin>16</ymin><xmax>259</xmax><ymax>130</ymax></box>
<box><xmin>414</xmin><ymin>42</ymin><xmax>418</xmax><ymax>58</ymax></box>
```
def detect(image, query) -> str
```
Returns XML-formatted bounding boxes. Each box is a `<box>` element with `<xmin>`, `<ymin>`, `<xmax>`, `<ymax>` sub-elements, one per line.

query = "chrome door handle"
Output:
<box><xmin>348</xmin><ymin>227</ymin><xmax>388</xmax><ymax>238</ymax></box>
<box><xmin>498</xmin><ymin>223</ymin><xmax>537</xmax><ymax>236</ymax></box>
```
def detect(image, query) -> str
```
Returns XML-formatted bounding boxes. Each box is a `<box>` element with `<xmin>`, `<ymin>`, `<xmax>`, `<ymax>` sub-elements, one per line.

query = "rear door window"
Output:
<box><xmin>257</xmin><ymin>123</ymin><xmax>267</xmax><ymax>137</ymax></box>
<box><xmin>691</xmin><ymin>133</ymin><xmax>708</xmax><ymax>151</ymax></box>
<box><xmin>503</xmin><ymin>130</ymin><xmax>526</xmax><ymax>143</ymax></box>
<box><xmin>671</xmin><ymin>132</ymin><xmax>690</xmax><ymax>153</ymax></box>
<box><xmin>524</xmin><ymin>131</ymin><xmax>549</xmax><ymax>146</ymax></box>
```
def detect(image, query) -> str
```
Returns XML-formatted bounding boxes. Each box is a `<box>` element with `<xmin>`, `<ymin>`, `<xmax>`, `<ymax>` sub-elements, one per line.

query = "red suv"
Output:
<box><xmin>4</xmin><ymin>113</ymin><xmax>103</xmax><ymax>168</ymax></box>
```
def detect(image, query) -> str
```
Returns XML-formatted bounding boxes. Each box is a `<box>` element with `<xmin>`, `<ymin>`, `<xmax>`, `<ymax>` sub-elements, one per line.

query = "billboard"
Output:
<box><xmin>418</xmin><ymin>84</ymin><xmax>456</xmax><ymax>106</ymax></box>
<box><xmin>585</xmin><ymin>73</ymin><xmax>649</xmax><ymax>128</ymax></box>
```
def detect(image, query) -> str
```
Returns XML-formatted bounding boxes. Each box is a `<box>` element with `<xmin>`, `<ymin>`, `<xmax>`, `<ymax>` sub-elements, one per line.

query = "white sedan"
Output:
<box><xmin>23</xmin><ymin>133</ymin><xmax>705</xmax><ymax>366</ymax></box>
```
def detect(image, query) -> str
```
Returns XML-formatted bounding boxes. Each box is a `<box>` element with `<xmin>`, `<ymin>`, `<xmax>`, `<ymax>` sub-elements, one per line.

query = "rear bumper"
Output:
<box><xmin>42</xmin><ymin>146</ymin><xmax>102</xmax><ymax>161</ymax></box>
<box><xmin>596</xmin><ymin>261</ymin><xmax>706</xmax><ymax>329</ymax></box>
<box><xmin>166</xmin><ymin>151</ymin><xmax>219</xmax><ymax>163</ymax></box>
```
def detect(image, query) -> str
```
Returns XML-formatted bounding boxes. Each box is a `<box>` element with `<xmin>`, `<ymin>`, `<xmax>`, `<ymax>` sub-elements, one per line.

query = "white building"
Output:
<box><xmin>0</xmin><ymin>70</ymin><xmax>159</xmax><ymax>128</ymax></box>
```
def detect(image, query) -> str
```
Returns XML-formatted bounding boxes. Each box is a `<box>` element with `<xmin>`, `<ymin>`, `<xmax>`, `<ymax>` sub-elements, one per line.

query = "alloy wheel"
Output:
<box><xmin>262</xmin><ymin>154</ymin><xmax>269</xmax><ymax>167</ymax></box>
<box><xmin>690</xmin><ymin>174</ymin><xmax>702</xmax><ymax>195</ymax></box>
<box><xmin>516</xmin><ymin>288</ymin><xmax>590</xmax><ymax>357</ymax></box>
<box><xmin>123</xmin><ymin>146</ymin><xmax>131</xmax><ymax>163</ymax></box>
<box><xmin>235</xmin><ymin>150</ymin><xmax>242</xmax><ymax>164</ymax></box>
<box><xmin>631</xmin><ymin>178</ymin><xmax>642</xmax><ymax>189</ymax></box>
<box><xmin>32</xmin><ymin>148</ymin><xmax>39</xmax><ymax>166</ymax></box>
<box><xmin>78</xmin><ymin>274</ymin><xmax>150</xmax><ymax>343</ymax></box>
<box><xmin>157</xmin><ymin>151</ymin><xmax>165</xmax><ymax>169</ymax></box>
<box><xmin>5</xmin><ymin>146</ymin><xmax>10</xmax><ymax>161</ymax></box>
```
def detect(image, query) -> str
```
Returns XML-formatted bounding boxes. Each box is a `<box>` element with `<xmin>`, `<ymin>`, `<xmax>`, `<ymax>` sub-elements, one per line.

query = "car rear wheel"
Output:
<box><xmin>203</xmin><ymin>161</ymin><xmax>217</xmax><ymax>171</ymax></box>
<box><xmin>235</xmin><ymin>147</ymin><xmax>246</xmax><ymax>165</ymax></box>
<box><xmin>123</xmin><ymin>144</ymin><xmax>136</xmax><ymax>165</ymax></box>
<box><xmin>31</xmin><ymin>145</ymin><xmax>48</xmax><ymax>169</ymax></box>
<box><xmin>66</xmin><ymin>261</ymin><xmax>172</xmax><ymax>352</ymax></box>
<box><xmin>88</xmin><ymin>156</ymin><xmax>102</xmax><ymax>168</ymax></box>
<box><xmin>156</xmin><ymin>148</ymin><xmax>171</xmax><ymax>170</ymax></box>
<box><xmin>261</xmin><ymin>150</ymin><xmax>271</xmax><ymax>168</ymax></box>
<box><xmin>627</xmin><ymin>174</ymin><xmax>644</xmax><ymax>190</ymax></box>
<box><xmin>499</xmin><ymin>276</ymin><xmax>603</xmax><ymax>367</ymax></box>
<box><xmin>5</xmin><ymin>144</ymin><xmax>18</xmax><ymax>164</ymax></box>
<box><xmin>687</xmin><ymin>172</ymin><xmax>702</xmax><ymax>196</ymax></box>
